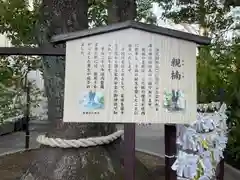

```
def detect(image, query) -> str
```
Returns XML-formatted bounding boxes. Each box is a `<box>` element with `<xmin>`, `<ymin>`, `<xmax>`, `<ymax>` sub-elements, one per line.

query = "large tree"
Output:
<box><xmin>16</xmin><ymin>0</ymin><xmax>152</xmax><ymax>179</ymax></box>
<box><xmin>0</xmin><ymin>0</ymin><xmax>158</xmax><ymax>178</ymax></box>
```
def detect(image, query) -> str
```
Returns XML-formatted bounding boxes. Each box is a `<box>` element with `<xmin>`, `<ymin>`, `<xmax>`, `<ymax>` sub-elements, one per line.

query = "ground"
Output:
<box><xmin>0</xmin><ymin>149</ymin><xmax>165</xmax><ymax>180</ymax></box>
<box><xmin>0</xmin><ymin>148</ymin><xmax>239</xmax><ymax>180</ymax></box>
<box><xmin>0</xmin><ymin>124</ymin><xmax>239</xmax><ymax>179</ymax></box>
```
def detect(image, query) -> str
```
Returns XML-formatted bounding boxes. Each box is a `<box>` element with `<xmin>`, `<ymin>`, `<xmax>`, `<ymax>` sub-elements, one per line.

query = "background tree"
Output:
<box><xmin>222</xmin><ymin>0</ymin><xmax>240</xmax><ymax>7</ymax></box>
<box><xmin>0</xmin><ymin>0</ymin><xmax>43</xmax><ymax>123</ymax></box>
<box><xmin>157</xmin><ymin>0</ymin><xmax>233</xmax><ymax>37</ymax></box>
<box><xmin>156</xmin><ymin>0</ymin><xmax>237</xmax><ymax>104</ymax></box>
<box><xmin>0</xmin><ymin>0</ymin><xmax>159</xmax><ymax>179</ymax></box>
<box><xmin>0</xmin><ymin>55</ymin><xmax>43</xmax><ymax>123</ymax></box>
<box><xmin>156</xmin><ymin>0</ymin><xmax>240</xmax><ymax>168</ymax></box>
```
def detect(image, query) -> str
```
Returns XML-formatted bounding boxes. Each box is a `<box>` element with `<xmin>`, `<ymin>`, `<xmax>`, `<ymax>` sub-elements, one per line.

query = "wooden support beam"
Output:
<box><xmin>124</xmin><ymin>123</ymin><xmax>136</xmax><ymax>180</ymax></box>
<box><xmin>165</xmin><ymin>124</ymin><xmax>177</xmax><ymax>180</ymax></box>
<box><xmin>0</xmin><ymin>47</ymin><xmax>65</xmax><ymax>56</ymax></box>
<box><xmin>217</xmin><ymin>88</ymin><xmax>225</xmax><ymax>180</ymax></box>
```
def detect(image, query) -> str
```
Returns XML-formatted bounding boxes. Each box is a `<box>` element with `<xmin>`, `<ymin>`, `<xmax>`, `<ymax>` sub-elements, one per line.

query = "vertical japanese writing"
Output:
<box><xmin>166</xmin><ymin>57</ymin><xmax>185</xmax><ymax>112</ymax></box>
<box><xmin>100</xmin><ymin>46</ymin><xmax>105</xmax><ymax>89</ymax></box>
<box><xmin>86</xmin><ymin>43</ymin><xmax>92</xmax><ymax>89</ymax></box>
<box><xmin>140</xmin><ymin>48</ymin><xmax>146</xmax><ymax>115</ymax></box>
<box><xmin>134</xmin><ymin>44</ymin><xmax>139</xmax><ymax>115</ymax></box>
<box><xmin>128</xmin><ymin>44</ymin><xmax>132</xmax><ymax>73</ymax></box>
<box><xmin>120</xmin><ymin>47</ymin><xmax>125</xmax><ymax>114</ymax></box>
<box><xmin>94</xmin><ymin>43</ymin><xmax>98</xmax><ymax>68</ymax></box>
<box><xmin>155</xmin><ymin>48</ymin><xmax>160</xmax><ymax>111</ymax></box>
<box><xmin>108</xmin><ymin>44</ymin><xmax>112</xmax><ymax>72</ymax></box>
<box><xmin>93</xmin><ymin>72</ymin><xmax>97</xmax><ymax>89</ymax></box>
<box><xmin>93</xmin><ymin>43</ymin><xmax>98</xmax><ymax>89</ymax></box>
<box><xmin>113</xmin><ymin>44</ymin><xmax>119</xmax><ymax>114</ymax></box>
<box><xmin>147</xmin><ymin>44</ymin><xmax>153</xmax><ymax>107</ymax></box>
<box><xmin>83</xmin><ymin>43</ymin><xmax>102</xmax><ymax>115</ymax></box>
<box><xmin>170</xmin><ymin>58</ymin><xmax>184</xmax><ymax>80</ymax></box>
<box><xmin>81</xmin><ymin>43</ymin><xmax>84</xmax><ymax>55</ymax></box>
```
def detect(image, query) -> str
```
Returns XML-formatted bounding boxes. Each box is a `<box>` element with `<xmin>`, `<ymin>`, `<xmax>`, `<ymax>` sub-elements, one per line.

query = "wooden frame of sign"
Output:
<box><xmin>52</xmin><ymin>20</ymin><xmax>210</xmax><ymax>124</ymax></box>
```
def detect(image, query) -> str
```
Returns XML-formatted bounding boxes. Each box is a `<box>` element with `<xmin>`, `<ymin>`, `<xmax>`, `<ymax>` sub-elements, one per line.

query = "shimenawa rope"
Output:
<box><xmin>36</xmin><ymin>130</ymin><xmax>124</xmax><ymax>148</ymax></box>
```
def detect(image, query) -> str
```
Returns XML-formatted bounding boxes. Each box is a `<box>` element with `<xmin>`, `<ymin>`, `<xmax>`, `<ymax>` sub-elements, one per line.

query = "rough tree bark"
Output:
<box><xmin>21</xmin><ymin>0</ymin><xmax>151</xmax><ymax>180</ymax></box>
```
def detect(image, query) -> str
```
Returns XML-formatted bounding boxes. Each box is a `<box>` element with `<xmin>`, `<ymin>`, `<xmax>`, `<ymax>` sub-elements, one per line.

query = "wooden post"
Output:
<box><xmin>25</xmin><ymin>80</ymin><xmax>30</xmax><ymax>149</ymax></box>
<box><xmin>165</xmin><ymin>124</ymin><xmax>177</xmax><ymax>180</ymax></box>
<box><xmin>216</xmin><ymin>161</ymin><xmax>224</xmax><ymax>180</ymax></box>
<box><xmin>124</xmin><ymin>123</ymin><xmax>136</xmax><ymax>180</ymax></box>
<box><xmin>217</xmin><ymin>88</ymin><xmax>225</xmax><ymax>180</ymax></box>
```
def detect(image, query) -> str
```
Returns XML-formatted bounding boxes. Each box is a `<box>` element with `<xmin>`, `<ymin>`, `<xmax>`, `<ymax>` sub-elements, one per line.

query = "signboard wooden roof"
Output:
<box><xmin>52</xmin><ymin>20</ymin><xmax>210</xmax><ymax>45</ymax></box>
<box><xmin>54</xmin><ymin>21</ymin><xmax>211</xmax><ymax>124</ymax></box>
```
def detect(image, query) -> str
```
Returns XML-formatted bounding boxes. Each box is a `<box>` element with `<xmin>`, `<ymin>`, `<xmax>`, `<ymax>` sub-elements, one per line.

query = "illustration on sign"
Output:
<box><xmin>79</xmin><ymin>91</ymin><xmax>104</xmax><ymax>110</ymax></box>
<box><xmin>163</xmin><ymin>90</ymin><xmax>186</xmax><ymax>112</ymax></box>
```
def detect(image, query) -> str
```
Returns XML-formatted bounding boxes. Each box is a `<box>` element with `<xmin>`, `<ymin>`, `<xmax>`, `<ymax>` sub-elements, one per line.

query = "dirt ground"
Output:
<box><xmin>0</xmin><ymin>150</ymin><xmax>36</xmax><ymax>180</ymax></box>
<box><xmin>0</xmin><ymin>148</ymin><xmax>239</xmax><ymax>180</ymax></box>
<box><xmin>0</xmin><ymin>149</ymin><xmax>165</xmax><ymax>180</ymax></box>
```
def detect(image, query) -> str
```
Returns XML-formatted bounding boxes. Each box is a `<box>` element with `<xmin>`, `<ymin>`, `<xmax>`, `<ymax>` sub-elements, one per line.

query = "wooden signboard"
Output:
<box><xmin>51</xmin><ymin>21</ymin><xmax>209</xmax><ymax>124</ymax></box>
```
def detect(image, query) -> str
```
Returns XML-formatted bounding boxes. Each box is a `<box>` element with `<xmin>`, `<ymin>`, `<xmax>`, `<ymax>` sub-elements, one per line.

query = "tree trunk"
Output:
<box><xmin>107</xmin><ymin>0</ymin><xmax>137</xmax><ymax>23</ymax></box>
<box><xmin>21</xmin><ymin>0</ymin><xmax>151</xmax><ymax>179</ymax></box>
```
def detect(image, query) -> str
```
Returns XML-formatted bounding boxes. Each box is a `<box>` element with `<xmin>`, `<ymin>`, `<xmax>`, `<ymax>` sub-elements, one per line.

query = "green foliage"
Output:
<box><xmin>0</xmin><ymin>0</ymin><xmax>42</xmax><ymax>123</ymax></box>
<box><xmin>222</xmin><ymin>38</ymin><xmax>240</xmax><ymax>166</ymax></box>
<box><xmin>225</xmin><ymin>89</ymin><xmax>240</xmax><ymax>166</ymax></box>
<box><xmin>199</xmin><ymin>34</ymin><xmax>240</xmax><ymax>170</ymax></box>
<box><xmin>0</xmin><ymin>0</ymin><xmax>42</xmax><ymax>124</ymax></box>
<box><xmin>0</xmin><ymin>0</ymin><xmax>158</xmax><ymax>39</ymax></box>
<box><xmin>136</xmin><ymin>0</ymin><xmax>157</xmax><ymax>24</ymax></box>
<box><xmin>0</xmin><ymin>0</ymin><xmax>41</xmax><ymax>45</ymax></box>
<box><xmin>0</xmin><ymin>55</ymin><xmax>43</xmax><ymax>124</ymax></box>
<box><xmin>197</xmin><ymin>38</ymin><xmax>240</xmax><ymax>102</ymax></box>
<box><xmin>222</xmin><ymin>0</ymin><xmax>240</xmax><ymax>7</ymax></box>
<box><xmin>156</xmin><ymin>0</ymin><xmax>233</xmax><ymax>37</ymax></box>
<box><xmin>88</xmin><ymin>0</ymin><xmax>108</xmax><ymax>27</ymax></box>
<box><xmin>88</xmin><ymin>0</ymin><xmax>158</xmax><ymax>27</ymax></box>
<box><xmin>156</xmin><ymin>0</ymin><xmax>240</xmax><ymax>168</ymax></box>
<box><xmin>0</xmin><ymin>64</ymin><xmax>20</xmax><ymax>123</ymax></box>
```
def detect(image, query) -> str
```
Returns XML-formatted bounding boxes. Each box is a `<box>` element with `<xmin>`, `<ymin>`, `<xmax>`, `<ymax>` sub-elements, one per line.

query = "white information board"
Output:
<box><xmin>63</xmin><ymin>28</ymin><xmax>197</xmax><ymax>124</ymax></box>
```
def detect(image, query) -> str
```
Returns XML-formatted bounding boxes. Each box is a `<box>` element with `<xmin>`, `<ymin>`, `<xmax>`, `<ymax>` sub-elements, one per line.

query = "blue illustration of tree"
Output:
<box><xmin>88</xmin><ymin>90</ymin><xmax>96</xmax><ymax>104</ymax></box>
<box><xmin>172</xmin><ymin>89</ymin><xmax>180</xmax><ymax>110</ymax></box>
